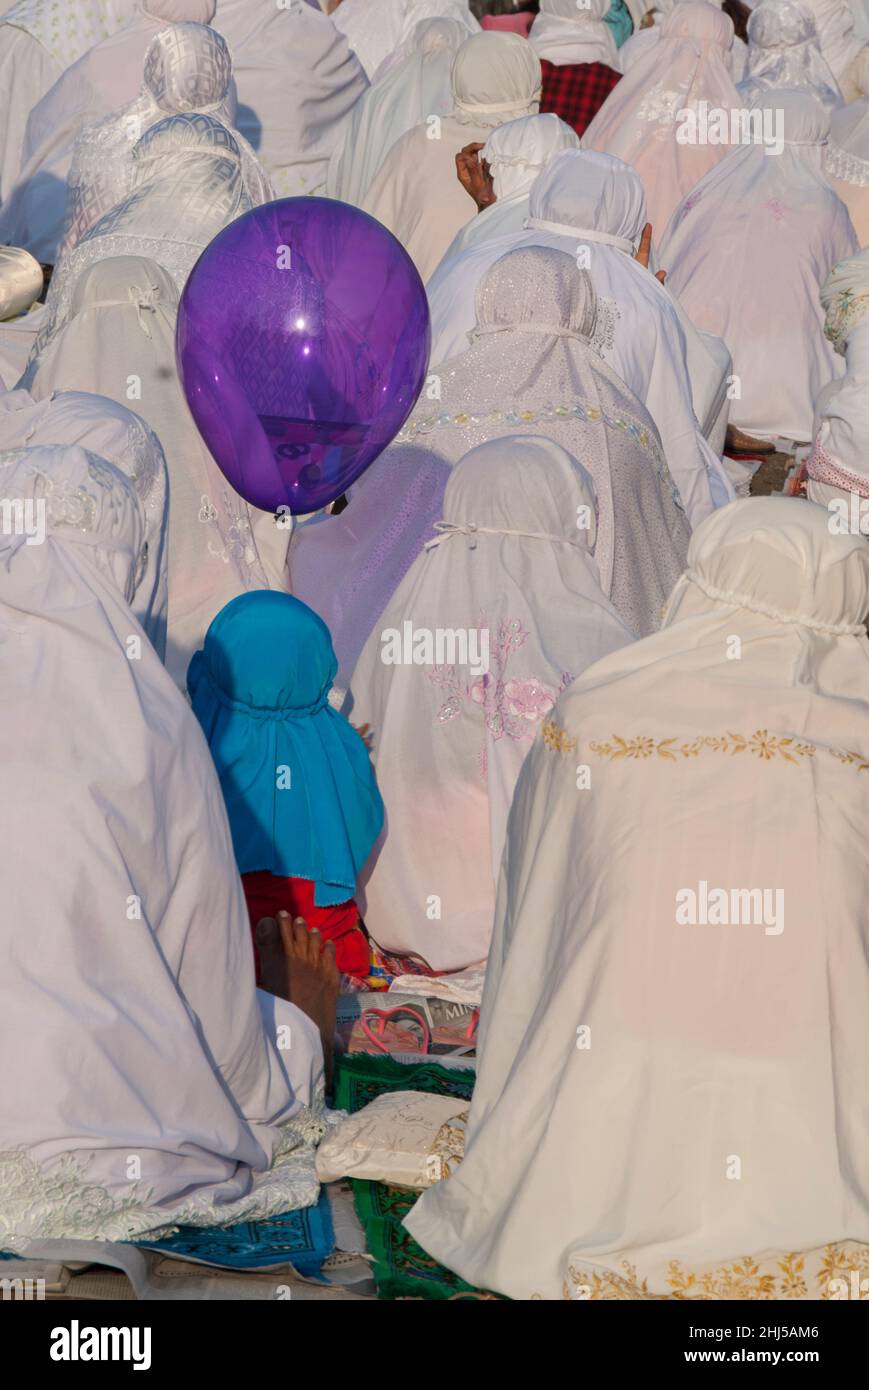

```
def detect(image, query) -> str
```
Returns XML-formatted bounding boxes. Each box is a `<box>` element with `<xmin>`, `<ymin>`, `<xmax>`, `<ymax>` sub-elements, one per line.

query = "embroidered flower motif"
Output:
<box><xmin>765</xmin><ymin>198</ymin><xmax>787</xmax><ymax>223</ymax></box>
<box><xmin>504</xmin><ymin>678</ymin><xmax>556</xmax><ymax>721</ymax></box>
<box><xmin>683</xmin><ymin>190</ymin><xmax>703</xmax><ymax>213</ymax></box>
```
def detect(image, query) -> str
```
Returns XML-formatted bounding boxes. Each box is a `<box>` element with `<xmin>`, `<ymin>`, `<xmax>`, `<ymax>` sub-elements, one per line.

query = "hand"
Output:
<box><xmin>456</xmin><ymin>143</ymin><xmax>496</xmax><ymax>212</ymax></box>
<box><xmin>634</xmin><ymin>222</ymin><xmax>667</xmax><ymax>285</ymax></box>
<box><xmin>353</xmin><ymin>722</ymin><xmax>374</xmax><ymax>750</ymax></box>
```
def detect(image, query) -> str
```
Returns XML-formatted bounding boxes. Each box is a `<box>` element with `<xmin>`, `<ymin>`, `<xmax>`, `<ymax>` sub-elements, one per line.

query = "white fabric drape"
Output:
<box><xmin>426</xmin><ymin>148</ymin><xmax>735</xmax><ymax>523</ymax></box>
<box><xmin>347</xmin><ymin>434</ymin><xmax>634</xmax><ymax>973</ymax></box>
<box><xmin>212</xmin><ymin>0</ymin><xmax>369</xmax><ymax>196</ymax></box>
<box><xmin>25</xmin><ymin>257</ymin><xmax>284</xmax><ymax>686</ymax></box>
<box><xmin>330</xmin><ymin>0</ymin><xmax>479</xmax><ymax>80</ymax></box>
<box><xmin>0</xmin><ymin>385</ymin><xmax>169</xmax><ymax>656</ymax></box>
<box><xmin>807</xmin><ymin>246</ymin><xmax>869</xmax><ymax>502</ymax></box>
<box><xmin>407</xmin><ymin>495</ymin><xmax>869</xmax><ymax>1301</ymax></box>
<box><xmin>619</xmin><ymin>0</ymin><xmax>748</xmax><ymax>79</ymax></box>
<box><xmin>433</xmin><ymin>112</ymin><xmax>580</xmax><ymax>267</ymax></box>
<box><xmin>391</xmin><ymin>247</ymin><xmax>691</xmax><ymax>637</ymax></box>
<box><xmin>737</xmin><ymin>0</ymin><xmax>844</xmax><ymax>106</ymax></box>
<box><xmin>529</xmin><ymin>0</ymin><xmax>621</xmax><ymax>69</ymax></box>
<box><xmin>0</xmin><ymin>0</ymin><xmax>139</xmax><ymax>203</ymax></box>
<box><xmin>661</xmin><ymin>90</ymin><xmax>857</xmax><ymax>442</ymax></box>
<box><xmin>363</xmin><ymin>30</ymin><xmax>542</xmax><ymax>279</ymax></box>
<box><xmin>326</xmin><ymin>17</ymin><xmax>466</xmax><ymax>207</ymax></box>
<box><xmin>823</xmin><ymin>65</ymin><xmax>869</xmax><ymax>240</ymax></box>
<box><xmin>582</xmin><ymin>3</ymin><xmax>742</xmax><ymax>234</ymax></box>
<box><xmin>0</xmin><ymin>442</ymin><xmax>325</xmax><ymax>1250</ymax></box>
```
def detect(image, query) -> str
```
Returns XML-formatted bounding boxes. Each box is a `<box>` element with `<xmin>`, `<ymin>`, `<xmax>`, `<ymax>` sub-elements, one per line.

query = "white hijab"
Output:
<box><xmin>326</xmin><ymin>17</ymin><xmax>467</xmax><ymax>207</ymax></box>
<box><xmin>407</xmin><ymin>496</ymin><xmax>869</xmax><ymax>1301</ymax></box>
<box><xmin>660</xmin><ymin>90</ymin><xmax>857</xmax><ymax>442</ymax></box>
<box><xmin>363</xmin><ymin>30</ymin><xmax>543</xmax><ymax>279</ymax></box>
<box><xmin>393</xmin><ymin>248</ymin><xmax>691</xmax><ymax>637</ymax></box>
<box><xmin>60</xmin><ymin>22</ymin><xmax>272</xmax><ymax>259</ymax></box>
<box><xmin>582</xmin><ymin>3</ymin><xmax>742</xmax><ymax>234</ymax></box>
<box><xmin>0</xmin><ymin>385</ymin><xmax>169</xmax><ymax>655</ymax></box>
<box><xmin>25</xmin><ymin>256</ymin><xmax>284</xmax><ymax>686</ymax></box>
<box><xmin>619</xmin><ymin>0</ymin><xmax>748</xmax><ymax>79</ymax></box>
<box><xmin>0</xmin><ymin>2</ymin><xmax>219</xmax><ymax>262</ymax></box>
<box><xmin>330</xmin><ymin>0</ymin><xmax>479</xmax><ymax>80</ymax></box>
<box><xmin>347</xmin><ymin>434</ymin><xmax>633</xmax><ymax>973</ymax></box>
<box><xmin>0</xmin><ymin>443</ymin><xmax>325</xmax><ymax>1250</ymax></box>
<box><xmin>213</xmin><ymin>0</ymin><xmax>369</xmax><ymax>196</ymax></box>
<box><xmin>824</xmin><ymin>65</ymin><xmax>869</xmax><ymax>240</ymax></box>
<box><xmin>738</xmin><ymin>0</ymin><xmax>844</xmax><ymax>106</ymax></box>
<box><xmin>434</xmin><ymin>111</ymin><xmax>580</xmax><ymax>266</ymax></box>
<box><xmin>529</xmin><ymin>0</ymin><xmax>621</xmax><ymax>69</ymax></box>
<box><xmin>426</xmin><ymin>148</ymin><xmax>735</xmax><ymax>522</ymax></box>
<box><xmin>808</xmin><ymin>247</ymin><xmax>869</xmax><ymax>497</ymax></box>
<box><xmin>31</xmin><ymin>112</ymin><xmax>261</xmax><ymax>370</ymax></box>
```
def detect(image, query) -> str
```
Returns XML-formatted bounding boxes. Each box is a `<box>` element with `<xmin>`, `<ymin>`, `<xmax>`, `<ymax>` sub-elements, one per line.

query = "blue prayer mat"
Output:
<box><xmin>136</xmin><ymin>1189</ymin><xmax>334</xmax><ymax>1277</ymax></box>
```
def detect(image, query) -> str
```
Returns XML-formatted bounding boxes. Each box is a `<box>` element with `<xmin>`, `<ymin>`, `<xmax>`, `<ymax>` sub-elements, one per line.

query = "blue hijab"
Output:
<box><xmin>188</xmin><ymin>591</ymin><xmax>384</xmax><ymax>906</ymax></box>
<box><xmin>604</xmin><ymin>0</ymin><xmax>634</xmax><ymax>48</ymax></box>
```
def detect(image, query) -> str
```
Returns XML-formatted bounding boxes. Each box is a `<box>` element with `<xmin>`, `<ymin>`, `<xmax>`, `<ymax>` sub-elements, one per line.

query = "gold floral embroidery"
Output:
<box><xmin>559</xmin><ymin>1245</ymin><xmax>869</xmax><ymax>1301</ymax></box>
<box><xmin>538</xmin><ymin>726</ymin><xmax>869</xmax><ymax>772</ymax></box>
<box><xmin>541</xmin><ymin>719</ymin><xmax>577</xmax><ymax>754</ymax></box>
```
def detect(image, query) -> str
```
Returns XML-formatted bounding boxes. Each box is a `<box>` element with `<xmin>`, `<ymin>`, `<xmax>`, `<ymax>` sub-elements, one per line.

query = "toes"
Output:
<box><xmin>276</xmin><ymin>910</ymin><xmax>296</xmax><ymax>956</ymax></box>
<box><xmin>292</xmin><ymin>915</ymin><xmax>311</xmax><ymax>957</ymax></box>
<box><xmin>321</xmin><ymin>937</ymin><xmax>339</xmax><ymax>983</ymax></box>
<box><xmin>256</xmin><ymin>917</ymin><xmax>287</xmax><ymax>998</ymax></box>
<box><xmin>307</xmin><ymin>925</ymin><xmax>323</xmax><ymax>965</ymax></box>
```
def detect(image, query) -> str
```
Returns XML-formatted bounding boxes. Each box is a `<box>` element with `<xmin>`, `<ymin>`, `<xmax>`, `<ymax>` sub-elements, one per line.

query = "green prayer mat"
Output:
<box><xmin>333</xmin><ymin>1053</ymin><xmax>498</xmax><ymax>1299</ymax></box>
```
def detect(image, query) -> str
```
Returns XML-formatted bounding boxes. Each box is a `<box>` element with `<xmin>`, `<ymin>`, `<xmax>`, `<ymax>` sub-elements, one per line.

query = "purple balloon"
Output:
<box><xmin>176</xmin><ymin>198</ymin><xmax>431</xmax><ymax>515</ymax></box>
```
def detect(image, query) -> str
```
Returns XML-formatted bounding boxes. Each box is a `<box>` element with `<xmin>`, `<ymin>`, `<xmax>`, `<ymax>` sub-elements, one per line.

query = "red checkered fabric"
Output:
<box><xmin>539</xmin><ymin>59</ymin><xmax>622</xmax><ymax>137</ymax></box>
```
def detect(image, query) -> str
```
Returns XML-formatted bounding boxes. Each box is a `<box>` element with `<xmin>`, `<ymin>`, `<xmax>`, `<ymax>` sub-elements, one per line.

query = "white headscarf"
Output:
<box><xmin>0</xmin><ymin>247</ymin><xmax>42</xmax><ymax>321</ymax></box>
<box><xmin>661</xmin><ymin>90</ymin><xmax>857</xmax><ymax>442</ymax></box>
<box><xmin>347</xmin><ymin>434</ymin><xmax>633</xmax><ymax>973</ymax></box>
<box><xmin>582</xmin><ymin>2</ymin><xmax>742</xmax><ymax>233</ymax></box>
<box><xmin>0</xmin><ymin>386</ymin><xmax>168</xmax><ymax>655</ymax></box>
<box><xmin>808</xmin><ymin>247</ymin><xmax>869</xmax><ymax>499</ymax></box>
<box><xmin>31</xmin><ymin>112</ymin><xmax>260</xmax><ymax>370</ymax></box>
<box><xmin>823</xmin><ymin>66</ymin><xmax>869</xmax><ymax>241</ymax></box>
<box><xmin>738</xmin><ymin>0</ymin><xmax>843</xmax><ymax>106</ymax></box>
<box><xmin>393</xmin><ymin>248</ymin><xmax>691</xmax><ymax>636</ymax></box>
<box><xmin>212</xmin><ymin>0</ymin><xmax>369</xmax><ymax>196</ymax></box>
<box><xmin>330</xmin><ymin>0</ymin><xmax>479</xmax><ymax>81</ymax></box>
<box><xmin>0</xmin><ymin>443</ymin><xmax>326</xmax><ymax>1249</ymax></box>
<box><xmin>60</xmin><ymin>22</ymin><xmax>272</xmax><ymax>259</ymax></box>
<box><xmin>407</xmin><ymin>496</ymin><xmax>869</xmax><ymax>1301</ymax></box>
<box><xmin>529</xmin><ymin>0</ymin><xmax>621</xmax><ymax>69</ymax></box>
<box><xmin>789</xmin><ymin>0</ymin><xmax>867</xmax><ymax>86</ymax></box>
<box><xmin>24</xmin><ymin>255</ymin><xmax>289</xmax><ymax>685</ymax></box>
<box><xmin>326</xmin><ymin>17</ymin><xmax>467</xmax><ymax>207</ymax></box>
<box><xmin>363</xmin><ymin>30</ymin><xmax>542</xmax><ymax>279</ymax></box>
<box><xmin>619</xmin><ymin>0</ymin><xmax>748</xmax><ymax>79</ymax></box>
<box><xmin>434</xmin><ymin>111</ymin><xmax>581</xmax><ymax>264</ymax></box>
<box><xmin>426</xmin><ymin>149</ymin><xmax>735</xmax><ymax>522</ymax></box>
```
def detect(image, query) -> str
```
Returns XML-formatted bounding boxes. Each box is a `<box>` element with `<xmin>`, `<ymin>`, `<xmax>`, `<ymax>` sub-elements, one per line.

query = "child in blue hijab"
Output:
<box><xmin>188</xmin><ymin>591</ymin><xmax>384</xmax><ymax>979</ymax></box>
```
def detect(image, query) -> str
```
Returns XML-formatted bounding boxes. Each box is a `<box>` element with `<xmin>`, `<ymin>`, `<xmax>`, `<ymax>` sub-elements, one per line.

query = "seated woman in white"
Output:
<box><xmin>347</xmin><ymin>434</ymin><xmax>634</xmax><ymax>974</ymax></box>
<box><xmin>408</xmin><ymin>496</ymin><xmax>869</xmax><ymax>1300</ymax></box>
<box><xmin>0</xmin><ymin>443</ymin><xmax>338</xmax><ymax>1250</ymax></box>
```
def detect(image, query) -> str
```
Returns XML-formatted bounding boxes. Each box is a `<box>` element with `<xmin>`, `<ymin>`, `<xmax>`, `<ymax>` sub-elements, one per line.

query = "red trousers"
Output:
<box><xmin>243</xmin><ymin>871</ymin><xmax>369</xmax><ymax>978</ymax></box>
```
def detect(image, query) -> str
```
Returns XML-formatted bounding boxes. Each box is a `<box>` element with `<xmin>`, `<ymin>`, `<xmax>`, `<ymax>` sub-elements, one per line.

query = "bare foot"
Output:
<box><xmin>257</xmin><ymin>912</ymin><xmax>339</xmax><ymax>1088</ymax></box>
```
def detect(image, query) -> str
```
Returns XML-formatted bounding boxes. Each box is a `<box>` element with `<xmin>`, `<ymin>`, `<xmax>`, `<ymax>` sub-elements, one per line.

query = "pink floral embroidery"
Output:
<box><xmin>682</xmin><ymin>190</ymin><xmax>703</xmax><ymax>214</ymax></box>
<box><xmin>764</xmin><ymin>198</ymin><xmax>787</xmax><ymax>223</ymax></box>
<box><xmin>427</xmin><ymin>614</ymin><xmax>572</xmax><ymax>778</ymax></box>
